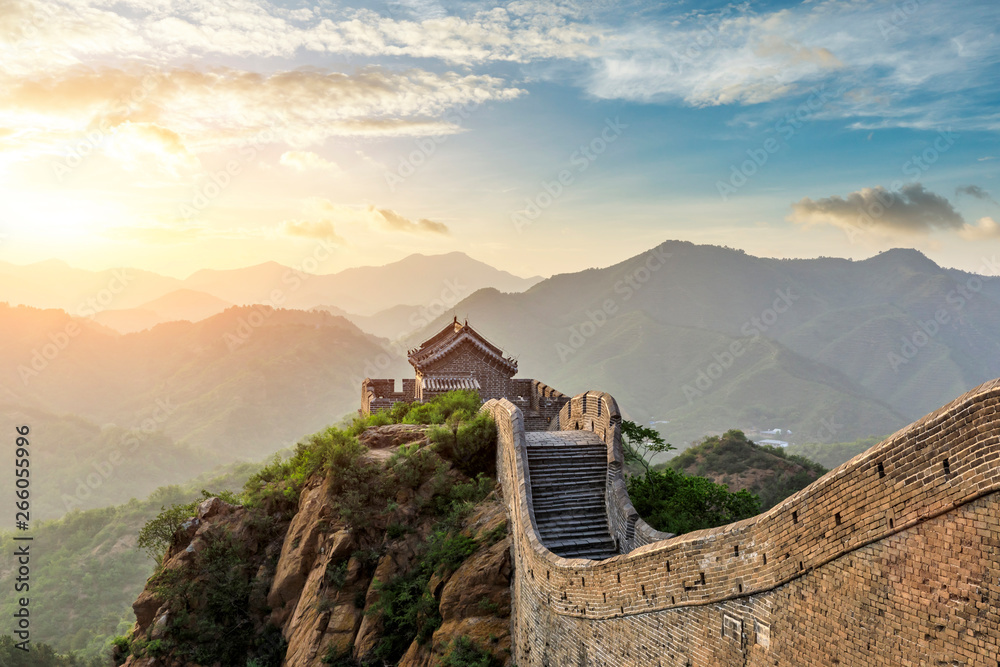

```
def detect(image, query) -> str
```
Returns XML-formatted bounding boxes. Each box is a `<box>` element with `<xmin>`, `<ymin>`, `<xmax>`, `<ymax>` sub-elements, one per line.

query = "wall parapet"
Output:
<box><xmin>488</xmin><ymin>378</ymin><xmax>1000</xmax><ymax>665</ymax></box>
<box><xmin>555</xmin><ymin>391</ymin><xmax>673</xmax><ymax>551</ymax></box>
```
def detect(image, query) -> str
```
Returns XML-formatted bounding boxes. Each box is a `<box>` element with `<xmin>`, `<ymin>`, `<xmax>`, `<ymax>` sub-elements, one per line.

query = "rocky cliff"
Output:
<box><xmin>119</xmin><ymin>424</ymin><xmax>512</xmax><ymax>667</ymax></box>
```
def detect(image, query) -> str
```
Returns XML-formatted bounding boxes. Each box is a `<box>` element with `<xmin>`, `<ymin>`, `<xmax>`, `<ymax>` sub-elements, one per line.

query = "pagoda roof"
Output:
<box><xmin>409</xmin><ymin>318</ymin><xmax>517</xmax><ymax>374</ymax></box>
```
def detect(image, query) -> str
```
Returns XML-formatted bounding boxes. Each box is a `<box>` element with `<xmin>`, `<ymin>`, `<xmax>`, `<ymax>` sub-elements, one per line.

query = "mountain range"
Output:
<box><xmin>0</xmin><ymin>252</ymin><xmax>543</xmax><ymax>334</ymax></box>
<box><xmin>3</xmin><ymin>241</ymin><xmax>999</xmax><ymax>518</ymax></box>
<box><xmin>398</xmin><ymin>241</ymin><xmax>1000</xmax><ymax>449</ymax></box>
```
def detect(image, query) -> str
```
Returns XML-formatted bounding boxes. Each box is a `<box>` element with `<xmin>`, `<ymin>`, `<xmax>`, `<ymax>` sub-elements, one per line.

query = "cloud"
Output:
<box><xmin>0</xmin><ymin>0</ymin><xmax>599</xmax><ymax>70</ymax></box>
<box><xmin>279</xmin><ymin>151</ymin><xmax>340</xmax><ymax>172</ymax></box>
<box><xmin>956</xmin><ymin>185</ymin><xmax>998</xmax><ymax>205</ymax></box>
<box><xmin>368</xmin><ymin>205</ymin><xmax>448</xmax><ymax>235</ymax></box>
<box><xmin>789</xmin><ymin>183</ymin><xmax>965</xmax><ymax>235</ymax></box>
<box><xmin>281</xmin><ymin>219</ymin><xmax>345</xmax><ymax>242</ymax></box>
<box><xmin>104</xmin><ymin>122</ymin><xmax>199</xmax><ymax>176</ymax></box>
<box><xmin>0</xmin><ymin>65</ymin><xmax>524</xmax><ymax>156</ymax></box>
<box><xmin>958</xmin><ymin>217</ymin><xmax>1000</xmax><ymax>241</ymax></box>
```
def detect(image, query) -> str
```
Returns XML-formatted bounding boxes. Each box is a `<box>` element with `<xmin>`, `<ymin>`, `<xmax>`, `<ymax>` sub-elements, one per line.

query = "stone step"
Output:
<box><xmin>532</xmin><ymin>505</ymin><xmax>606</xmax><ymax>520</ymax></box>
<box><xmin>526</xmin><ymin>432</ymin><xmax>618</xmax><ymax>561</ymax></box>
<box><xmin>537</xmin><ymin>522</ymin><xmax>611</xmax><ymax>539</ymax></box>
<box><xmin>526</xmin><ymin>445</ymin><xmax>606</xmax><ymax>453</ymax></box>
<box><xmin>526</xmin><ymin>447</ymin><xmax>606</xmax><ymax>456</ymax></box>
<box><xmin>529</xmin><ymin>480</ymin><xmax>606</xmax><ymax>494</ymax></box>
<box><xmin>527</xmin><ymin>463</ymin><xmax>608</xmax><ymax>474</ymax></box>
<box><xmin>546</xmin><ymin>538</ymin><xmax>616</xmax><ymax>551</ymax></box>
<box><xmin>531</xmin><ymin>493</ymin><xmax>606</xmax><ymax>506</ymax></box>
<box><xmin>529</xmin><ymin>473</ymin><xmax>607</xmax><ymax>483</ymax></box>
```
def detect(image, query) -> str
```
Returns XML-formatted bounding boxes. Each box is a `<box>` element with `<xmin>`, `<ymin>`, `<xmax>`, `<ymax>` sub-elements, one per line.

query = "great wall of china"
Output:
<box><xmin>483</xmin><ymin>379</ymin><xmax>1000</xmax><ymax>666</ymax></box>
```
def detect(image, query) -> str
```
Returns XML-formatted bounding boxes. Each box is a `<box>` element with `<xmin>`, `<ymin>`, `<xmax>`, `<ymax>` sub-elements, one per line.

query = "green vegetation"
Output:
<box><xmin>668</xmin><ymin>430</ymin><xmax>827</xmax><ymax>511</ymax></box>
<box><xmin>0</xmin><ymin>462</ymin><xmax>257</xmax><ymax>663</ymax></box>
<box><xmin>621</xmin><ymin>419</ymin><xmax>675</xmax><ymax>475</ymax></box>
<box><xmin>137</xmin><ymin>488</ymin><xmax>242</xmax><ymax>562</ymax></box>
<box><xmin>0</xmin><ymin>636</ymin><xmax>106</xmax><ymax>667</ymax></box>
<box><xmin>143</xmin><ymin>528</ymin><xmax>285</xmax><ymax>667</ymax></box>
<box><xmin>361</xmin><ymin>470</ymin><xmax>497</xmax><ymax>665</ymax></box>
<box><xmin>787</xmin><ymin>435</ymin><xmax>884</xmax><ymax>470</ymax></box>
<box><xmin>429</xmin><ymin>411</ymin><xmax>498</xmax><ymax>477</ymax></box>
<box><xmin>624</xmin><ymin>423</ymin><xmax>761</xmax><ymax>535</ymax></box>
<box><xmin>628</xmin><ymin>466</ymin><xmax>761</xmax><ymax>535</ymax></box>
<box><xmin>440</xmin><ymin>636</ymin><xmax>504</xmax><ymax>667</ymax></box>
<box><xmin>128</xmin><ymin>390</ymin><xmax>500</xmax><ymax>666</ymax></box>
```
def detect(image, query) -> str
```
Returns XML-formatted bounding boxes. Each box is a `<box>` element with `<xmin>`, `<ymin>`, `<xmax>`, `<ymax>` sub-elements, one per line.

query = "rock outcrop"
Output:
<box><xmin>120</xmin><ymin>424</ymin><xmax>511</xmax><ymax>667</ymax></box>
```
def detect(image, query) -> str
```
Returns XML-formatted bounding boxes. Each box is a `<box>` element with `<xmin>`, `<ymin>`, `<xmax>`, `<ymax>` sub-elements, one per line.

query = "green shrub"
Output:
<box><xmin>430</xmin><ymin>412</ymin><xmax>497</xmax><ymax>477</ymax></box>
<box><xmin>627</xmin><ymin>467</ymin><xmax>760</xmax><ymax>535</ymax></box>
<box><xmin>150</xmin><ymin>527</ymin><xmax>266</xmax><ymax>666</ymax></box>
<box><xmin>331</xmin><ymin>454</ymin><xmax>391</xmax><ymax>532</ymax></box>
<box><xmin>429</xmin><ymin>390</ymin><xmax>482</xmax><ymax>420</ymax></box>
<box><xmin>367</xmin><ymin>528</ymin><xmax>481</xmax><ymax>664</ymax></box>
<box><xmin>441</xmin><ymin>636</ymin><xmax>502</xmax><ymax>667</ymax></box>
<box><xmin>326</xmin><ymin>560</ymin><xmax>349</xmax><ymax>589</ymax></box>
<box><xmin>321</xmin><ymin>644</ymin><xmax>358</xmax><ymax>666</ymax></box>
<box><xmin>137</xmin><ymin>489</ymin><xmax>242</xmax><ymax>563</ymax></box>
<box><xmin>388</xmin><ymin>443</ymin><xmax>438</xmax><ymax>490</ymax></box>
<box><xmin>401</xmin><ymin>402</ymin><xmax>445</xmax><ymax>425</ymax></box>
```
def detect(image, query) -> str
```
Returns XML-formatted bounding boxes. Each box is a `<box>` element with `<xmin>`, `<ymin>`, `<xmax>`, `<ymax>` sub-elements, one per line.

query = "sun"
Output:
<box><xmin>0</xmin><ymin>186</ymin><xmax>126</xmax><ymax>241</ymax></box>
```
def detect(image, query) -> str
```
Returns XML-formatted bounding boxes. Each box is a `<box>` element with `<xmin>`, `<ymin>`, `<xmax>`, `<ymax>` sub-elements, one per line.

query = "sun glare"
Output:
<box><xmin>0</xmin><ymin>188</ymin><xmax>124</xmax><ymax>240</ymax></box>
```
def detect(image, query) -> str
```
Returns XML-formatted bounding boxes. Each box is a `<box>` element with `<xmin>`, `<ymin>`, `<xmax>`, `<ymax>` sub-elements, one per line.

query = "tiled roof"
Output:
<box><xmin>409</xmin><ymin>318</ymin><xmax>517</xmax><ymax>374</ymax></box>
<box><xmin>422</xmin><ymin>376</ymin><xmax>482</xmax><ymax>392</ymax></box>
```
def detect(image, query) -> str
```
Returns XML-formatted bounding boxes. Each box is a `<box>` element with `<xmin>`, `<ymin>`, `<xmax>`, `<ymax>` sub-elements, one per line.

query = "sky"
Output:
<box><xmin>1</xmin><ymin>0</ymin><xmax>999</xmax><ymax>279</ymax></box>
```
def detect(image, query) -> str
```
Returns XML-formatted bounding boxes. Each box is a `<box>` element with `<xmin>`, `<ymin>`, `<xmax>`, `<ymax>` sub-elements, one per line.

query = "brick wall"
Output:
<box><xmin>360</xmin><ymin>378</ymin><xmax>414</xmax><ymax>416</ymax></box>
<box><xmin>486</xmin><ymin>378</ymin><xmax>1000</xmax><ymax>665</ymax></box>
<box><xmin>419</xmin><ymin>341</ymin><xmax>515</xmax><ymax>401</ymax></box>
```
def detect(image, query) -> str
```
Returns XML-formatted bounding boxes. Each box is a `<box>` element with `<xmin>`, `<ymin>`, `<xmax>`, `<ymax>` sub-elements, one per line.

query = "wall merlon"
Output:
<box><xmin>488</xmin><ymin>379</ymin><xmax>1000</xmax><ymax>665</ymax></box>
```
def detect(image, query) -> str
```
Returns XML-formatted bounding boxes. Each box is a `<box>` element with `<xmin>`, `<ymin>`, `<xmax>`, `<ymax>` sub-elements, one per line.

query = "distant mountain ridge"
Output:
<box><xmin>400</xmin><ymin>241</ymin><xmax>1000</xmax><ymax>449</ymax></box>
<box><xmin>0</xmin><ymin>252</ymin><xmax>543</xmax><ymax>331</ymax></box>
<box><xmin>4</xmin><ymin>240</ymin><xmax>998</xmax><ymax>519</ymax></box>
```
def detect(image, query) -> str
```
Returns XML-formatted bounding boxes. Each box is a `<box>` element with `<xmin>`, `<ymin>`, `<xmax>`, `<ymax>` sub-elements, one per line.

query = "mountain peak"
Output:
<box><xmin>863</xmin><ymin>248</ymin><xmax>940</xmax><ymax>272</ymax></box>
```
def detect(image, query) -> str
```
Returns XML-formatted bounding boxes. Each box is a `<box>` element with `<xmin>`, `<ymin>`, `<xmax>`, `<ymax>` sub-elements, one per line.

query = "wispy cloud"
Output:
<box><xmin>0</xmin><ymin>65</ymin><xmax>524</xmax><ymax>160</ymax></box>
<box><xmin>368</xmin><ymin>205</ymin><xmax>449</xmax><ymax>235</ymax></box>
<box><xmin>281</xmin><ymin>219</ymin><xmax>345</xmax><ymax>242</ymax></box>
<box><xmin>956</xmin><ymin>184</ymin><xmax>998</xmax><ymax>205</ymax></box>
<box><xmin>279</xmin><ymin>151</ymin><xmax>340</xmax><ymax>173</ymax></box>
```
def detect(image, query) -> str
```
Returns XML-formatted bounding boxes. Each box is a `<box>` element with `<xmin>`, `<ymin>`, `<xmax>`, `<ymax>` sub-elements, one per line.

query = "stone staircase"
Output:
<box><xmin>525</xmin><ymin>431</ymin><xmax>618</xmax><ymax>560</ymax></box>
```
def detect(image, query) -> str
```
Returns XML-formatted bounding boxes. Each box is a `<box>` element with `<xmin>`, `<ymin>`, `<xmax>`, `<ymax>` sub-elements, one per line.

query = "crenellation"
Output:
<box><xmin>487</xmin><ymin>377</ymin><xmax>1000</xmax><ymax>665</ymax></box>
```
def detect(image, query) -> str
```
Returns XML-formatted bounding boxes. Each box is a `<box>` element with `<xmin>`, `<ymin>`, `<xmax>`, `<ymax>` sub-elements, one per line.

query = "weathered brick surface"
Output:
<box><xmin>484</xmin><ymin>378</ymin><xmax>1000</xmax><ymax>666</ymax></box>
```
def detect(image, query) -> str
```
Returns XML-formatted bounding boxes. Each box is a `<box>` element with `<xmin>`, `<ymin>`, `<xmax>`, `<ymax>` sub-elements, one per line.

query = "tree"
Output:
<box><xmin>621</xmin><ymin>420</ymin><xmax>674</xmax><ymax>476</ymax></box>
<box><xmin>621</xmin><ymin>420</ymin><xmax>760</xmax><ymax>535</ymax></box>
